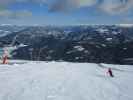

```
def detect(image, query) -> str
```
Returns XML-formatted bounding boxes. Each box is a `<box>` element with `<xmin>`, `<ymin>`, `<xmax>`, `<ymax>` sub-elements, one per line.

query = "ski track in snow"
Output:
<box><xmin>0</xmin><ymin>61</ymin><xmax>133</xmax><ymax>100</ymax></box>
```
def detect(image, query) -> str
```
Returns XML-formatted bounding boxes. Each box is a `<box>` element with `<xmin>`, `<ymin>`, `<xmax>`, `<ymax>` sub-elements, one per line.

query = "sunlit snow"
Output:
<box><xmin>0</xmin><ymin>61</ymin><xmax>133</xmax><ymax>100</ymax></box>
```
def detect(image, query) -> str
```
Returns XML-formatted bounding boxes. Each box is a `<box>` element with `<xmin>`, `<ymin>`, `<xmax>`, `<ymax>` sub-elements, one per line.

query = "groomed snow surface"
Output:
<box><xmin>0</xmin><ymin>61</ymin><xmax>133</xmax><ymax>100</ymax></box>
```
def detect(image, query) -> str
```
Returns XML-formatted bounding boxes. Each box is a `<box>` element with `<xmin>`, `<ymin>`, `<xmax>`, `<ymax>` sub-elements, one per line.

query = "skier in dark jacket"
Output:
<box><xmin>107</xmin><ymin>68</ymin><xmax>114</xmax><ymax>77</ymax></box>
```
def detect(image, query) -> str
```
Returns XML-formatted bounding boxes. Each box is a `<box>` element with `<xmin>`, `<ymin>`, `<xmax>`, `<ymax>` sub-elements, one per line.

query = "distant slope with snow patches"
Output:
<box><xmin>0</xmin><ymin>61</ymin><xmax>133</xmax><ymax>100</ymax></box>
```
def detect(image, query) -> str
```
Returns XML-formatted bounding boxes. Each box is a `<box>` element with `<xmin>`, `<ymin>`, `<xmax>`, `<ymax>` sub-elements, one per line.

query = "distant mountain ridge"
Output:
<box><xmin>0</xmin><ymin>25</ymin><xmax>133</xmax><ymax>64</ymax></box>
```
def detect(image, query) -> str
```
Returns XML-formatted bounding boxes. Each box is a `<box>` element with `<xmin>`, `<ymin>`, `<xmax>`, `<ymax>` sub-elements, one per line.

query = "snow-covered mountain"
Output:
<box><xmin>0</xmin><ymin>25</ymin><xmax>27</xmax><ymax>37</ymax></box>
<box><xmin>0</xmin><ymin>25</ymin><xmax>133</xmax><ymax>64</ymax></box>
<box><xmin>0</xmin><ymin>61</ymin><xmax>133</xmax><ymax>100</ymax></box>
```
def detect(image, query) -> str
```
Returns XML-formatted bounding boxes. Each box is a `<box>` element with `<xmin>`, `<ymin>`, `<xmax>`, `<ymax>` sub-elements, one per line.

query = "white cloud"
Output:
<box><xmin>99</xmin><ymin>0</ymin><xmax>133</xmax><ymax>14</ymax></box>
<box><xmin>0</xmin><ymin>0</ymin><xmax>133</xmax><ymax>15</ymax></box>
<box><xmin>48</xmin><ymin>0</ymin><xmax>98</xmax><ymax>12</ymax></box>
<box><xmin>0</xmin><ymin>0</ymin><xmax>47</xmax><ymax>5</ymax></box>
<box><xmin>78</xmin><ymin>0</ymin><xmax>97</xmax><ymax>7</ymax></box>
<box><xmin>0</xmin><ymin>10</ymin><xmax>12</xmax><ymax>17</ymax></box>
<box><xmin>14</xmin><ymin>10</ymin><xmax>32</xmax><ymax>18</ymax></box>
<box><xmin>0</xmin><ymin>10</ymin><xmax>32</xmax><ymax>18</ymax></box>
<box><xmin>0</xmin><ymin>0</ymin><xmax>96</xmax><ymax>12</ymax></box>
<box><xmin>48</xmin><ymin>0</ymin><xmax>133</xmax><ymax>14</ymax></box>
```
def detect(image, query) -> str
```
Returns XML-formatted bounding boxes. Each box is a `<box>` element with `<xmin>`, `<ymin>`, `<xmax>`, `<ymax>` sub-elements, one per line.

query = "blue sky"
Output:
<box><xmin>0</xmin><ymin>0</ymin><xmax>133</xmax><ymax>25</ymax></box>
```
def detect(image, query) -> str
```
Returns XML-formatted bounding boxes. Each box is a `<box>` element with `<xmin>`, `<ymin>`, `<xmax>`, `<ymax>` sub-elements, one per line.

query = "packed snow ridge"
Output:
<box><xmin>0</xmin><ymin>60</ymin><xmax>133</xmax><ymax>100</ymax></box>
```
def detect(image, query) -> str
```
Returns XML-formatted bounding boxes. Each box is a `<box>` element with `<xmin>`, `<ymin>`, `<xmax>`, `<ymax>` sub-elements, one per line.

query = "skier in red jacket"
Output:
<box><xmin>2</xmin><ymin>55</ymin><xmax>8</xmax><ymax>64</ymax></box>
<box><xmin>107</xmin><ymin>68</ymin><xmax>114</xmax><ymax>77</ymax></box>
<box><xmin>2</xmin><ymin>48</ymin><xmax>8</xmax><ymax>64</ymax></box>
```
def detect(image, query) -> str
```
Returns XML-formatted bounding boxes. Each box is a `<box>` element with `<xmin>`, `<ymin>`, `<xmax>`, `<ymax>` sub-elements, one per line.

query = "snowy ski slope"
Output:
<box><xmin>0</xmin><ymin>61</ymin><xmax>133</xmax><ymax>100</ymax></box>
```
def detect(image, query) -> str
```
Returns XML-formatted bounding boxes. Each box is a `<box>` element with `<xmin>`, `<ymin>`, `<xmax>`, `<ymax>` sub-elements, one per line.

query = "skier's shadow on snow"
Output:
<box><xmin>6</xmin><ymin>62</ymin><xmax>27</xmax><ymax>65</ymax></box>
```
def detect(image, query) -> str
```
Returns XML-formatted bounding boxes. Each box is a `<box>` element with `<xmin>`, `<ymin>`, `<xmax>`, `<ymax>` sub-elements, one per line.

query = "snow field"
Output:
<box><xmin>0</xmin><ymin>61</ymin><xmax>133</xmax><ymax>100</ymax></box>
